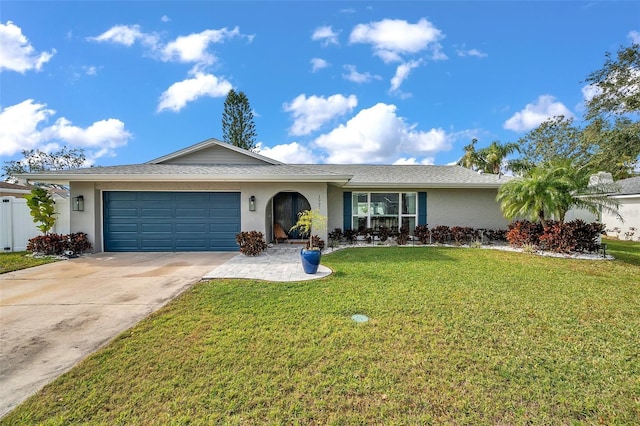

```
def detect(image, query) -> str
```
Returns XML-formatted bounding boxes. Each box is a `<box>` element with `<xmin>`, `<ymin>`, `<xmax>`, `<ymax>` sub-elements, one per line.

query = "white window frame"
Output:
<box><xmin>351</xmin><ymin>192</ymin><xmax>417</xmax><ymax>231</ymax></box>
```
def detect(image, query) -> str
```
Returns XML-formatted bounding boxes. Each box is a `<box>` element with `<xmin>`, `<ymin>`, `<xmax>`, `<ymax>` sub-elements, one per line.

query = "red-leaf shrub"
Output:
<box><xmin>414</xmin><ymin>225</ymin><xmax>430</xmax><ymax>244</ymax></box>
<box><xmin>450</xmin><ymin>226</ymin><xmax>477</xmax><ymax>244</ymax></box>
<box><xmin>430</xmin><ymin>225</ymin><xmax>451</xmax><ymax>244</ymax></box>
<box><xmin>306</xmin><ymin>235</ymin><xmax>325</xmax><ymax>250</ymax></box>
<box><xmin>506</xmin><ymin>221</ymin><xmax>543</xmax><ymax>247</ymax></box>
<box><xmin>396</xmin><ymin>226</ymin><xmax>410</xmax><ymax>245</ymax></box>
<box><xmin>539</xmin><ymin>221</ymin><xmax>575</xmax><ymax>253</ymax></box>
<box><xmin>508</xmin><ymin>220</ymin><xmax>604</xmax><ymax>253</ymax></box>
<box><xmin>236</xmin><ymin>231</ymin><xmax>268</xmax><ymax>256</ymax></box>
<box><xmin>570</xmin><ymin>220</ymin><xmax>605</xmax><ymax>252</ymax></box>
<box><xmin>67</xmin><ymin>232</ymin><xmax>92</xmax><ymax>254</ymax></box>
<box><xmin>27</xmin><ymin>232</ymin><xmax>93</xmax><ymax>255</ymax></box>
<box><xmin>27</xmin><ymin>234</ymin><xmax>68</xmax><ymax>255</ymax></box>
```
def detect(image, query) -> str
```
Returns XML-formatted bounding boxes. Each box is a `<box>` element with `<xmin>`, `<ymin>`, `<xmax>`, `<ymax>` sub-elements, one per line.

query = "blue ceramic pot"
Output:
<box><xmin>300</xmin><ymin>249</ymin><xmax>322</xmax><ymax>274</ymax></box>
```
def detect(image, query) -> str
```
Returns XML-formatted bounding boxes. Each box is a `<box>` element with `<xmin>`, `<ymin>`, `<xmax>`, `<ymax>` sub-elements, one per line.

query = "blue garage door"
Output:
<box><xmin>103</xmin><ymin>191</ymin><xmax>240</xmax><ymax>252</ymax></box>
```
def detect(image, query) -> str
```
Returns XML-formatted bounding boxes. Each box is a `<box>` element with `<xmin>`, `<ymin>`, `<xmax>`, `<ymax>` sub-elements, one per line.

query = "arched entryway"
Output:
<box><xmin>273</xmin><ymin>192</ymin><xmax>311</xmax><ymax>240</ymax></box>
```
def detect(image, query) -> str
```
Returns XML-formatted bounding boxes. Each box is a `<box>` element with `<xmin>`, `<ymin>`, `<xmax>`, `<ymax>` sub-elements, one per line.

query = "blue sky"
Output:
<box><xmin>1</xmin><ymin>1</ymin><xmax>639</xmax><ymax>169</ymax></box>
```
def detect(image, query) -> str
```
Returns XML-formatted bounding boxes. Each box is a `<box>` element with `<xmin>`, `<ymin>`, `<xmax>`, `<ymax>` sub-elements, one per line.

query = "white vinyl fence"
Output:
<box><xmin>0</xmin><ymin>196</ymin><xmax>70</xmax><ymax>252</ymax></box>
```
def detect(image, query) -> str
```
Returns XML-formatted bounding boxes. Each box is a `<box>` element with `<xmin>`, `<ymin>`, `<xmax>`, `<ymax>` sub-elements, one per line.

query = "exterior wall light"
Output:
<box><xmin>72</xmin><ymin>195</ymin><xmax>84</xmax><ymax>211</ymax></box>
<box><xmin>249</xmin><ymin>195</ymin><xmax>256</xmax><ymax>211</ymax></box>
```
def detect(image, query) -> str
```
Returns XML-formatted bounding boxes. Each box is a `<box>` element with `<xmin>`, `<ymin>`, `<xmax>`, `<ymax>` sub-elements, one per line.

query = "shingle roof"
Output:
<box><xmin>303</xmin><ymin>164</ymin><xmax>511</xmax><ymax>188</ymax></box>
<box><xmin>16</xmin><ymin>162</ymin><xmax>512</xmax><ymax>188</ymax></box>
<box><xmin>18</xmin><ymin>163</ymin><xmax>510</xmax><ymax>187</ymax></box>
<box><xmin>614</xmin><ymin>176</ymin><xmax>640</xmax><ymax>195</ymax></box>
<box><xmin>17</xmin><ymin>164</ymin><xmax>351</xmax><ymax>183</ymax></box>
<box><xmin>0</xmin><ymin>182</ymin><xmax>32</xmax><ymax>190</ymax></box>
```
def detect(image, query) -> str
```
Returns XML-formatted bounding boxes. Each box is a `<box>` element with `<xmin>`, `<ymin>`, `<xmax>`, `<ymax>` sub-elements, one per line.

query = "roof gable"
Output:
<box><xmin>147</xmin><ymin>138</ymin><xmax>283</xmax><ymax>166</ymax></box>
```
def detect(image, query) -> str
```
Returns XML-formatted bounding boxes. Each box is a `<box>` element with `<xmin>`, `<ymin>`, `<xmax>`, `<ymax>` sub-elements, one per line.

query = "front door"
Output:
<box><xmin>273</xmin><ymin>192</ymin><xmax>310</xmax><ymax>239</ymax></box>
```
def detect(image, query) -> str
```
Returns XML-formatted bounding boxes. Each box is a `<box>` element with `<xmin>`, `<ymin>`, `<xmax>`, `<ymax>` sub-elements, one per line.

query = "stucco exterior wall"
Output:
<box><xmin>602</xmin><ymin>195</ymin><xmax>640</xmax><ymax>241</ymax></box>
<box><xmin>326</xmin><ymin>187</ymin><xmax>509</xmax><ymax>232</ymax></box>
<box><xmin>72</xmin><ymin>181</ymin><xmax>329</xmax><ymax>252</ymax></box>
<box><xmin>427</xmin><ymin>188</ymin><xmax>508</xmax><ymax>229</ymax></box>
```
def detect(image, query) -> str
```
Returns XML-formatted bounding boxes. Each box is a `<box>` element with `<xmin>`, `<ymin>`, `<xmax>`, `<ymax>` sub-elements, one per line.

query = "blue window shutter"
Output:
<box><xmin>418</xmin><ymin>192</ymin><xmax>427</xmax><ymax>225</ymax></box>
<box><xmin>343</xmin><ymin>192</ymin><xmax>352</xmax><ymax>230</ymax></box>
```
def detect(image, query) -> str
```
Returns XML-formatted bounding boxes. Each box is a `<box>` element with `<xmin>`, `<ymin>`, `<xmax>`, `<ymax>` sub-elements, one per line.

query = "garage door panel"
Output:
<box><xmin>176</xmin><ymin>223</ymin><xmax>207</xmax><ymax>233</ymax></box>
<box><xmin>107</xmin><ymin>208</ymin><xmax>139</xmax><ymax>218</ymax></box>
<box><xmin>175</xmin><ymin>193</ymin><xmax>210</xmax><ymax>202</ymax></box>
<box><xmin>141</xmin><ymin>208</ymin><xmax>173</xmax><ymax>218</ymax></box>
<box><xmin>140</xmin><ymin>192</ymin><xmax>173</xmax><ymax>202</ymax></box>
<box><xmin>104</xmin><ymin>191</ymin><xmax>240</xmax><ymax>252</ymax></box>
<box><xmin>176</xmin><ymin>208</ymin><xmax>208</xmax><ymax>218</ymax></box>
<box><xmin>142</xmin><ymin>223</ymin><xmax>172</xmax><ymax>233</ymax></box>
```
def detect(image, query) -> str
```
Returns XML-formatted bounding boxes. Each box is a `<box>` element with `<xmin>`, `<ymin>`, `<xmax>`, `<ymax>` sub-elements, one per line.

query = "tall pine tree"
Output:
<box><xmin>221</xmin><ymin>89</ymin><xmax>258</xmax><ymax>151</ymax></box>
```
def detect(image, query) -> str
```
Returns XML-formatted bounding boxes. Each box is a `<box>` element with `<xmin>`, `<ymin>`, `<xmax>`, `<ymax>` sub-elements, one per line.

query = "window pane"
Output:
<box><xmin>370</xmin><ymin>193</ymin><xmax>398</xmax><ymax>216</ymax></box>
<box><xmin>353</xmin><ymin>217</ymin><xmax>367</xmax><ymax>232</ymax></box>
<box><xmin>352</xmin><ymin>193</ymin><xmax>368</xmax><ymax>216</ymax></box>
<box><xmin>402</xmin><ymin>193</ymin><xmax>417</xmax><ymax>214</ymax></box>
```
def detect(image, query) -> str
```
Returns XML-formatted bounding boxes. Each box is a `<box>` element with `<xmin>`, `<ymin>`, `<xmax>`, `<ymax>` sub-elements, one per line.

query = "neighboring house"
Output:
<box><xmin>602</xmin><ymin>176</ymin><xmax>640</xmax><ymax>240</ymax></box>
<box><xmin>0</xmin><ymin>182</ymin><xmax>32</xmax><ymax>198</ymax></box>
<box><xmin>17</xmin><ymin>138</ymin><xmax>511</xmax><ymax>253</ymax></box>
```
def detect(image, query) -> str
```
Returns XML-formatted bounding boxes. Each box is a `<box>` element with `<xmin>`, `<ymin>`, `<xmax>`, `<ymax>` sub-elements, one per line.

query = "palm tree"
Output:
<box><xmin>476</xmin><ymin>140</ymin><xmax>519</xmax><ymax>174</ymax></box>
<box><xmin>457</xmin><ymin>138</ymin><xmax>480</xmax><ymax>170</ymax></box>
<box><xmin>497</xmin><ymin>160</ymin><xmax>621</xmax><ymax>226</ymax></box>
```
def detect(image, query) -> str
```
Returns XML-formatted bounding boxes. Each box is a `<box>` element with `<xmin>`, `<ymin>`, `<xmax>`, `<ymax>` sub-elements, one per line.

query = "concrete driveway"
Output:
<box><xmin>0</xmin><ymin>251</ymin><xmax>236</xmax><ymax>418</ymax></box>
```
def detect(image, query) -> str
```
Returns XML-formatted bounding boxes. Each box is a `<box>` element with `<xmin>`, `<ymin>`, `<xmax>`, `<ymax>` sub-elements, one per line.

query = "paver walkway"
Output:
<box><xmin>203</xmin><ymin>245</ymin><xmax>332</xmax><ymax>281</ymax></box>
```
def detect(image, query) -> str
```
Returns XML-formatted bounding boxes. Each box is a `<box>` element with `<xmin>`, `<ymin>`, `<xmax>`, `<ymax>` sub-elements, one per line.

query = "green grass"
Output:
<box><xmin>605</xmin><ymin>237</ymin><xmax>640</xmax><ymax>266</ymax></box>
<box><xmin>3</xmin><ymin>244</ymin><xmax>640</xmax><ymax>424</ymax></box>
<box><xmin>0</xmin><ymin>251</ymin><xmax>59</xmax><ymax>274</ymax></box>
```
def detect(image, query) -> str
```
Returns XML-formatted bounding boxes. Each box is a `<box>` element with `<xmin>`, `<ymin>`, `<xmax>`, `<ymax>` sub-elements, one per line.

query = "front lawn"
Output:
<box><xmin>3</xmin><ymin>244</ymin><xmax>639</xmax><ymax>424</ymax></box>
<box><xmin>0</xmin><ymin>251</ymin><xmax>59</xmax><ymax>274</ymax></box>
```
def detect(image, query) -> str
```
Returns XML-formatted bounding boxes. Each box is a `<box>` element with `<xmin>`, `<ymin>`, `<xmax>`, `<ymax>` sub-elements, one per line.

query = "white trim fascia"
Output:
<box><xmin>608</xmin><ymin>193</ymin><xmax>640</xmax><ymax>199</ymax></box>
<box><xmin>22</xmin><ymin>174</ymin><xmax>353</xmax><ymax>184</ymax></box>
<box><xmin>342</xmin><ymin>183</ymin><xmax>505</xmax><ymax>189</ymax></box>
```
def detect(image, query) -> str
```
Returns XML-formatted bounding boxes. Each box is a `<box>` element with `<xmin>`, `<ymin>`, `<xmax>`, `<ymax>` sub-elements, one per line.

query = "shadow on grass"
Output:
<box><xmin>604</xmin><ymin>239</ymin><xmax>640</xmax><ymax>267</ymax></box>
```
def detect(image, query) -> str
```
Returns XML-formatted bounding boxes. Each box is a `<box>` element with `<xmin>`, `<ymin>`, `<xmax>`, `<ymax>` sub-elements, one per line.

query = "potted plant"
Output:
<box><xmin>290</xmin><ymin>209</ymin><xmax>327</xmax><ymax>274</ymax></box>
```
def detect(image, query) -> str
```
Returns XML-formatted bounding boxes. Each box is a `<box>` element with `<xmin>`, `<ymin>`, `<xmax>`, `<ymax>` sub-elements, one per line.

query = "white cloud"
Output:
<box><xmin>581</xmin><ymin>84</ymin><xmax>601</xmax><ymax>104</ymax></box>
<box><xmin>311</xmin><ymin>57</ymin><xmax>329</xmax><ymax>72</ymax></box>
<box><xmin>389</xmin><ymin>59</ymin><xmax>422</xmax><ymax>94</ymax></box>
<box><xmin>312</xmin><ymin>25</ymin><xmax>339</xmax><ymax>46</ymax></box>
<box><xmin>161</xmin><ymin>27</ymin><xmax>241</xmax><ymax>65</ymax></box>
<box><xmin>256</xmin><ymin>142</ymin><xmax>316</xmax><ymax>164</ymax></box>
<box><xmin>313</xmin><ymin>103</ymin><xmax>450</xmax><ymax>164</ymax></box>
<box><xmin>393</xmin><ymin>157</ymin><xmax>435</xmax><ymax>165</ymax></box>
<box><xmin>349</xmin><ymin>18</ymin><xmax>443</xmax><ymax>63</ymax></box>
<box><xmin>629</xmin><ymin>30</ymin><xmax>640</xmax><ymax>44</ymax></box>
<box><xmin>0</xmin><ymin>99</ymin><xmax>131</xmax><ymax>159</ymax></box>
<box><xmin>457</xmin><ymin>47</ymin><xmax>488</xmax><ymax>58</ymax></box>
<box><xmin>161</xmin><ymin>15</ymin><xmax>171</xmax><ymax>23</ymax></box>
<box><xmin>84</xmin><ymin>65</ymin><xmax>98</xmax><ymax>75</ymax></box>
<box><xmin>90</xmin><ymin>24</ymin><xmax>251</xmax><ymax>111</ymax></box>
<box><xmin>504</xmin><ymin>95</ymin><xmax>574</xmax><ymax>132</ymax></box>
<box><xmin>88</xmin><ymin>24</ymin><xmax>158</xmax><ymax>48</ymax></box>
<box><xmin>157</xmin><ymin>72</ymin><xmax>233</xmax><ymax>112</ymax></box>
<box><xmin>0</xmin><ymin>21</ymin><xmax>55</xmax><ymax>73</ymax></box>
<box><xmin>284</xmin><ymin>94</ymin><xmax>358</xmax><ymax>136</ymax></box>
<box><xmin>342</xmin><ymin>64</ymin><xmax>381</xmax><ymax>83</ymax></box>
